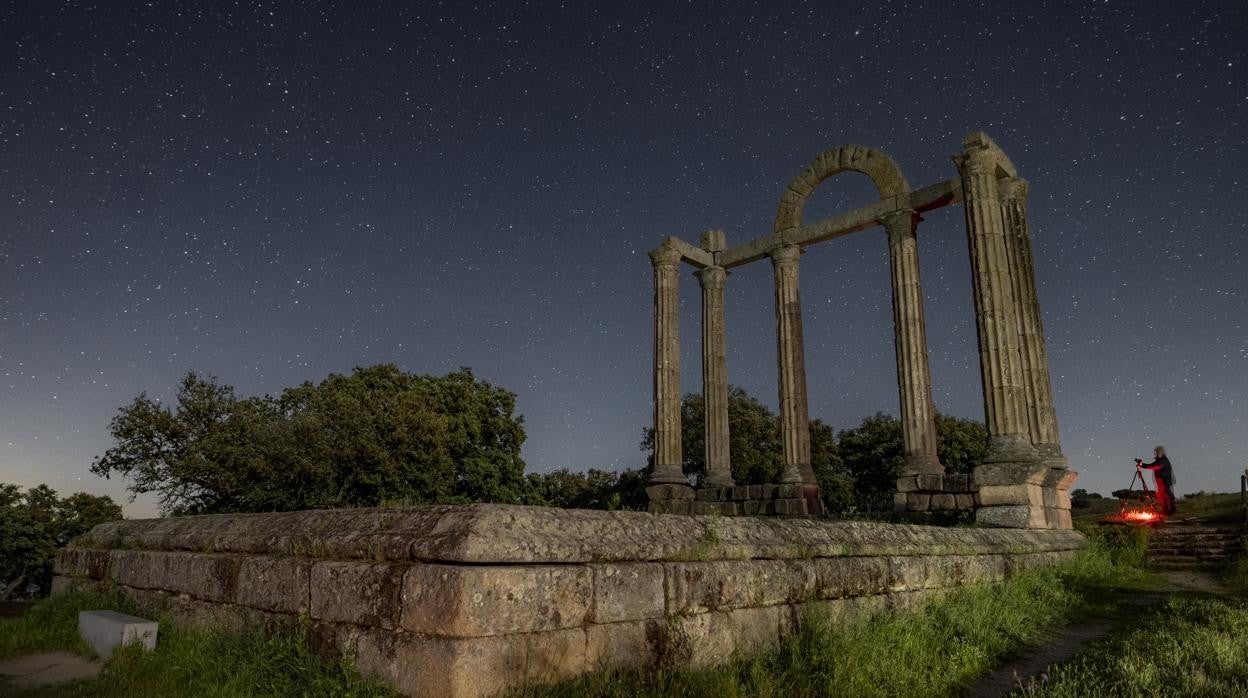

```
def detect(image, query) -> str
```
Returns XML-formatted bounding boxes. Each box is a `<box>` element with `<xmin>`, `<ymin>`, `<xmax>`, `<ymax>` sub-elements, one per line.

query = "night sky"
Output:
<box><xmin>3</xmin><ymin>1</ymin><xmax>1245</xmax><ymax>517</ymax></box>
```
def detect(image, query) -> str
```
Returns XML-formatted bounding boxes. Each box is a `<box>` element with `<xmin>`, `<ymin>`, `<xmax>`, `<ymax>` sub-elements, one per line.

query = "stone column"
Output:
<box><xmin>955</xmin><ymin>143</ymin><xmax>1038</xmax><ymax>465</ymax></box>
<box><xmin>648</xmin><ymin>244</ymin><xmax>686</xmax><ymax>487</ymax></box>
<box><xmin>770</xmin><ymin>244</ymin><xmax>814</xmax><ymax>484</ymax></box>
<box><xmin>1000</xmin><ymin>178</ymin><xmax>1066</xmax><ymax>468</ymax></box>
<box><xmin>697</xmin><ymin>265</ymin><xmax>734</xmax><ymax>488</ymax></box>
<box><xmin>883</xmin><ymin>210</ymin><xmax>942</xmax><ymax>476</ymax></box>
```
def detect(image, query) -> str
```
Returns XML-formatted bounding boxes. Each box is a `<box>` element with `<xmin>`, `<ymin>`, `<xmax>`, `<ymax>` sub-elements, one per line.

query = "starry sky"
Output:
<box><xmin>2</xmin><ymin>1</ymin><xmax>1245</xmax><ymax>517</ymax></box>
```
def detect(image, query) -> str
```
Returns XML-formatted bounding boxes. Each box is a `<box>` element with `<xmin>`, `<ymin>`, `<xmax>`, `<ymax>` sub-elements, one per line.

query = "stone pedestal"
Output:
<box><xmin>972</xmin><ymin>462</ymin><xmax>1077</xmax><ymax>529</ymax></box>
<box><xmin>893</xmin><ymin>474</ymin><xmax>976</xmax><ymax>515</ymax></box>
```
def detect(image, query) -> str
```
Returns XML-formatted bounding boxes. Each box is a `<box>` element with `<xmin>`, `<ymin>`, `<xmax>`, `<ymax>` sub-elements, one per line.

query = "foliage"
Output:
<box><xmin>837</xmin><ymin>412</ymin><xmax>988</xmax><ymax>512</ymax></box>
<box><xmin>527</xmin><ymin>543</ymin><xmax>1152</xmax><ymax>697</ymax></box>
<box><xmin>91</xmin><ymin>365</ymin><xmax>528</xmax><ymax>515</ymax></box>
<box><xmin>0</xmin><ymin>589</ymin><xmax>397</xmax><ymax>697</ymax></box>
<box><xmin>523</xmin><ymin>468</ymin><xmax>650</xmax><ymax>511</ymax></box>
<box><xmin>639</xmin><ymin>387</ymin><xmax>851</xmax><ymax>513</ymax></box>
<box><xmin>0</xmin><ymin>484</ymin><xmax>122</xmax><ymax>599</ymax></box>
<box><xmin>1025</xmin><ymin>596</ymin><xmax>1248</xmax><ymax>697</ymax></box>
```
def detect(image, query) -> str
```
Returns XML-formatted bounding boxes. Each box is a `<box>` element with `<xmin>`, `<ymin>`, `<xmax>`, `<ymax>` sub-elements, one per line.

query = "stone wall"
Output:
<box><xmin>54</xmin><ymin>504</ymin><xmax>1084</xmax><ymax>697</ymax></box>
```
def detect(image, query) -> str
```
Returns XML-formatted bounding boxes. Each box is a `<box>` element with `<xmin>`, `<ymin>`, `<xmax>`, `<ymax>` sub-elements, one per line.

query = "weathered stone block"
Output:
<box><xmin>743</xmin><ymin>500</ymin><xmax>762</xmax><ymax>516</ymax></box>
<box><xmin>812</xmin><ymin>556</ymin><xmax>890</xmax><ymax>598</ymax></box>
<box><xmin>54</xmin><ymin>548</ymin><xmax>111</xmax><ymax>580</ymax></box>
<box><xmin>310</xmin><ymin>561</ymin><xmax>406</xmax><ymax>628</ymax></box>
<box><xmin>1042</xmin><ymin>467</ymin><xmax>1079</xmax><ymax>491</ymax></box>
<box><xmin>759</xmin><ymin>484</ymin><xmax>778</xmax><ymax>500</ymax></box>
<box><xmin>730</xmin><ymin>486</ymin><xmax>752</xmax><ymax>501</ymax></box>
<box><xmin>976</xmin><ymin>505</ymin><xmax>1047</xmax><ymax>529</ymax></box>
<box><xmin>79</xmin><ymin>610</ymin><xmax>158</xmax><ymax>660</ymax></box>
<box><xmin>748</xmin><ymin>485</ymin><xmax>763</xmax><ymax>499</ymax></box>
<box><xmin>694</xmin><ymin>487</ymin><xmax>723</xmax><ymax>502</ymax></box>
<box><xmin>930</xmin><ymin>494</ymin><xmax>956</xmax><ymax>511</ymax></box>
<box><xmin>916</xmin><ymin>474</ymin><xmax>943</xmax><ymax>491</ymax></box>
<box><xmin>1042</xmin><ymin>487</ymin><xmax>1071</xmax><ymax>510</ymax></box>
<box><xmin>943</xmin><ymin>474</ymin><xmax>971</xmax><ymax>492</ymax></box>
<box><xmin>906</xmin><ymin>494</ymin><xmax>931</xmax><ymax>511</ymax></box>
<box><xmin>692</xmin><ymin>501</ymin><xmax>720</xmax><ymax>515</ymax></box>
<box><xmin>1045</xmin><ymin>508</ymin><xmax>1073</xmax><ymax>530</ymax></box>
<box><xmin>356</xmin><ymin>629</ymin><xmax>537</xmax><ymax>698</ymax></box>
<box><xmin>666</xmin><ymin>560</ymin><xmax>805</xmax><ymax>614</ymax></box>
<box><xmin>888</xmin><ymin>556</ymin><xmax>927</xmax><ymax>592</ymax></box>
<box><xmin>585</xmin><ymin>619</ymin><xmax>662</xmax><ymax>672</ymax></box>
<box><xmin>973</xmin><ymin>462</ymin><xmax>1050</xmax><ymax>487</ymax></box>
<box><xmin>896</xmin><ymin>476</ymin><xmax>919</xmax><ymax>493</ymax></box>
<box><xmin>646</xmin><ymin>484</ymin><xmax>693</xmax><ymax>501</ymax></box>
<box><xmin>237</xmin><ymin>557</ymin><xmax>311</xmax><ymax>614</ymax></box>
<box><xmin>977</xmin><ymin>484</ymin><xmax>1044</xmax><ymax>507</ymax></box>
<box><xmin>893</xmin><ymin>492</ymin><xmax>909</xmax><ymax>512</ymax></box>
<box><xmin>955</xmin><ymin>494</ymin><xmax>976</xmax><ymax>510</ymax></box>
<box><xmin>402</xmin><ymin>563</ymin><xmax>591</xmax><ymax>637</ymax></box>
<box><xmin>590</xmin><ymin>563</ymin><xmax>665</xmax><ymax>623</ymax></box>
<box><xmin>109</xmin><ymin>550</ymin><xmax>239</xmax><ymax>603</ymax></box>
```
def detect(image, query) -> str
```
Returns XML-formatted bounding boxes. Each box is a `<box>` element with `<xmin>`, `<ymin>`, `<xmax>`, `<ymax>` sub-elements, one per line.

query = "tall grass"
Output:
<box><xmin>0</xmin><ymin>589</ymin><xmax>396</xmax><ymax>697</ymax></box>
<box><xmin>525</xmin><ymin>535</ymin><xmax>1153</xmax><ymax>698</ymax></box>
<box><xmin>1022</xmin><ymin>596</ymin><xmax>1248</xmax><ymax>697</ymax></box>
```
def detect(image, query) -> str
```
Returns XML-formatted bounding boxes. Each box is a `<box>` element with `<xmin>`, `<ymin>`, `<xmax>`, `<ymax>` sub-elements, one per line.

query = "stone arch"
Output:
<box><xmin>773</xmin><ymin>145</ymin><xmax>911</xmax><ymax>239</ymax></box>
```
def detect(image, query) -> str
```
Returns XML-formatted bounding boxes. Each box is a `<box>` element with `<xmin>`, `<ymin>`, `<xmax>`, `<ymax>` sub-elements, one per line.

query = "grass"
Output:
<box><xmin>522</xmin><ymin>532</ymin><xmax>1156</xmax><ymax>698</ymax></box>
<box><xmin>1072</xmin><ymin>490</ymin><xmax>1244</xmax><ymax>527</ymax></box>
<box><xmin>1019</xmin><ymin>595</ymin><xmax>1248</xmax><ymax>697</ymax></box>
<box><xmin>0</xmin><ymin>589</ymin><xmax>396</xmax><ymax>697</ymax></box>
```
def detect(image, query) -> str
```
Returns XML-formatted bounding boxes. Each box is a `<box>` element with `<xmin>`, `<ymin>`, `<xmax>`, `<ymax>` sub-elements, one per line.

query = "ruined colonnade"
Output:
<box><xmin>646</xmin><ymin>133</ymin><xmax>1077</xmax><ymax>529</ymax></box>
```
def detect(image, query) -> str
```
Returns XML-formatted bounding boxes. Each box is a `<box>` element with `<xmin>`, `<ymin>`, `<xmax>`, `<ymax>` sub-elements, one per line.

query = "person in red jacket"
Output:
<box><xmin>1136</xmin><ymin>446</ymin><xmax>1176</xmax><ymax>516</ymax></box>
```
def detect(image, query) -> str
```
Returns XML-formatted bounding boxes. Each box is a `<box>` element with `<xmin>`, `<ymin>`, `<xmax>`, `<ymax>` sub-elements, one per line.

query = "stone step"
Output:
<box><xmin>1147</xmin><ymin>560</ymin><xmax>1221</xmax><ymax>571</ymax></box>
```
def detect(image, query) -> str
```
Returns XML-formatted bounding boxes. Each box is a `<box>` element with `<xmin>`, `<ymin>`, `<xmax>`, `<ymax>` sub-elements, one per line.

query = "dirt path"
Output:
<box><xmin>962</xmin><ymin>569</ymin><xmax>1230</xmax><ymax>697</ymax></box>
<box><xmin>0</xmin><ymin>651</ymin><xmax>103</xmax><ymax>691</ymax></box>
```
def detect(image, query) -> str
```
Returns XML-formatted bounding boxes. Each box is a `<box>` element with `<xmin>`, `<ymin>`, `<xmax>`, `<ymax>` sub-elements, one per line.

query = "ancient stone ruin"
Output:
<box><xmin>55</xmin><ymin>506</ymin><xmax>1083</xmax><ymax>697</ymax></box>
<box><xmin>53</xmin><ymin>132</ymin><xmax>1086</xmax><ymax>697</ymax></box>
<box><xmin>646</xmin><ymin>133</ymin><xmax>1078</xmax><ymax>529</ymax></box>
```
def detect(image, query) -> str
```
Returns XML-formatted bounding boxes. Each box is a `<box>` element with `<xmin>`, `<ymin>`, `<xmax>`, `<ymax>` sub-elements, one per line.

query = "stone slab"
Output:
<box><xmin>976</xmin><ymin>505</ymin><xmax>1048</xmax><ymax>529</ymax></box>
<box><xmin>67</xmin><ymin>504</ymin><xmax>1086</xmax><ymax>564</ymax></box>
<box><xmin>589</xmin><ymin>563</ymin><xmax>665</xmax><ymax>623</ymax></box>
<box><xmin>977</xmin><ymin>484</ymin><xmax>1045</xmax><ymax>507</ymax></box>
<box><xmin>401</xmin><ymin>564</ymin><xmax>591</xmax><ymax>637</ymax></box>
<box><xmin>78</xmin><ymin>610</ymin><xmax>158</xmax><ymax>659</ymax></box>
<box><xmin>0</xmin><ymin>651</ymin><xmax>103</xmax><ymax>689</ymax></box>
<box><xmin>310</xmin><ymin>561</ymin><xmax>406</xmax><ymax>628</ymax></box>
<box><xmin>973</xmin><ymin>462</ymin><xmax>1050</xmax><ymax>487</ymax></box>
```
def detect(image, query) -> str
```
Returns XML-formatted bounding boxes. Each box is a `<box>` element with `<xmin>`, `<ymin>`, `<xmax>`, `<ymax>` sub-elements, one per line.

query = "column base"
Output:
<box><xmin>983</xmin><ymin>434</ymin><xmax>1041</xmax><ymax>464</ymax></box>
<box><xmin>971</xmin><ymin>464</ymin><xmax>1078</xmax><ymax>529</ymax></box>
<box><xmin>899</xmin><ymin>453</ymin><xmax>944</xmax><ymax>476</ymax></box>
<box><xmin>657</xmin><ymin>483</ymin><xmax>823</xmax><ymax>517</ymax></box>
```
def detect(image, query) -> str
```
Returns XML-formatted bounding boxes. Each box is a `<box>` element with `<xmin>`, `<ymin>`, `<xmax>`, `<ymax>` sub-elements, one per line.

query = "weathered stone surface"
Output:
<box><xmin>973</xmin><ymin>462</ymin><xmax>1050</xmax><ymax>487</ymax></box>
<box><xmin>1043</xmin><ymin>467</ymin><xmax>1080</xmax><ymax>491</ymax></box>
<box><xmin>310</xmin><ymin>561</ymin><xmax>406</xmax><ymax>628</ymax></box>
<box><xmin>694</xmin><ymin>487</ymin><xmax>723</xmax><ymax>502</ymax></box>
<box><xmin>108</xmin><ymin>550</ymin><xmax>239</xmax><ymax>603</ymax></box>
<box><xmin>976</xmin><ymin>505</ymin><xmax>1047</xmax><ymax>529</ymax></box>
<box><xmin>977</xmin><ymin>484</ymin><xmax>1044</xmax><ymax>507</ymax></box>
<box><xmin>584</xmin><ymin>619</ymin><xmax>663</xmax><ymax>671</ymax></box>
<box><xmin>915</xmin><ymin>474</ymin><xmax>943</xmax><ymax>491</ymax></box>
<box><xmin>812</xmin><ymin>556</ymin><xmax>890</xmax><ymax>598</ymax></box>
<box><xmin>1042</xmin><ymin>487</ymin><xmax>1072</xmax><ymax>510</ymax></box>
<box><xmin>896</xmin><ymin>476</ymin><xmax>919</xmax><ymax>493</ymax></box>
<box><xmin>930</xmin><ymin>494</ymin><xmax>956</xmax><ymax>511</ymax></box>
<box><xmin>401</xmin><ymin>564</ymin><xmax>591</xmax><ymax>637</ymax></box>
<box><xmin>590</xmin><ymin>563</ymin><xmax>665</xmax><ymax>623</ymax></box>
<box><xmin>955</xmin><ymin>494</ymin><xmax>976</xmax><ymax>510</ymax></box>
<box><xmin>665</xmin><ymin>560</ymin><xmax>815</xmax><ymax>614</ymax></box>
<box><xmin>1045</xmin><ymin>508</ymin><xmax>1074</xmax><ymax>530</ymax></box>
<box><xmin>237</xmin><ymin>557</ymin><xmax>311</xmax><ymax>614</ymax></box>
<box><xmin>646</xmin><ymin>484</ymin><xmax>693</xmax><ymax>501</ymax></box>
<box><xmin>54</xmin><ymin>548</ymin><xmax>110</xmax><ymax>580</ymax></box>
<box><xmin>906</xmin><ymin>494</ymin><xmax>931</xmax><ymax>511</ymax></box>
<box><xmin>74</xmin><ymin>504</ymin><xmax>1085</xmax><ymax>564</ymax></box>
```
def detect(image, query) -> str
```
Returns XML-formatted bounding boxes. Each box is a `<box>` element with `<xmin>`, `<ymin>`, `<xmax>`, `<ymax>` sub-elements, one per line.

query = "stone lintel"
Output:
<box><xmin>717</xmin><ymin>179</ymin><xmax>962</xmax><ymax>269</ymax></box>
<box><xmin>659</xmin><ymin>236</ymin><xmax>714</xmax><ymax>268</ymax></box>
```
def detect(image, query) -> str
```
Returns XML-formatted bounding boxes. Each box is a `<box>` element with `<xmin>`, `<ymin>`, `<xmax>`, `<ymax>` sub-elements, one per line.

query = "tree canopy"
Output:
<box><xmin>91</xmin><ymin>365</ymin><xmax>528</xmax><ymax>514</ymax></box>
<box><xmin>0</xmin><ymin>483</ymin><xmax>122</xmax><ymax>599</ymax></box>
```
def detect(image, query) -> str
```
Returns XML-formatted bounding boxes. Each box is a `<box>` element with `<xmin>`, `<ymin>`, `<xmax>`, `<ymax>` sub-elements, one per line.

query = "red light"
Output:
<box><xmin>1119</xmin><ymin>509</ymin><xmax>1159</xmax><ymax>522</ymax></box>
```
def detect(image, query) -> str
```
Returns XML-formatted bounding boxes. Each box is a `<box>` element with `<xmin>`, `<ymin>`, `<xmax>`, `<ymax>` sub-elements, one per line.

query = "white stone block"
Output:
<box><xmin>78</xmin><ymin>610</ymin><xmax>158</xmax><ymax>659</ymax></box>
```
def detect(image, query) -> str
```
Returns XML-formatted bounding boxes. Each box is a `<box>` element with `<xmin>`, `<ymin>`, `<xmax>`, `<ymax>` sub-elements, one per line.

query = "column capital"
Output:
<box><xmin>649</xmin><ymin>244</ymin><xmax>682</xmax><ymax>268</ymax></box>
<box><xmin>952</xmin><ymin>145</ymin><xmax>997</xmax><ymax>177</ymax></box>
<box><xmin>695</xmin><ymin>265</ymin><xmax>726</xmax><ymax>289</ymax></box>
<box><xmin>999</xmin><ymin>176</ymin><xmax>1029</xmax><ymax>201</ymax></box>
<box><xmin>768</xmin><ymin>243</ymin><xmax>801</xmax><ymax>266</ymax></box>
<box><xmin>880</xmin><ymin>209</ymin><xmax>917</xmax><ymax>243</ymax></box>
